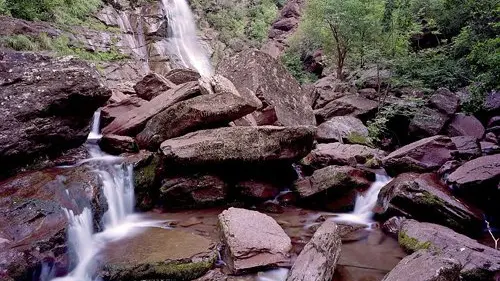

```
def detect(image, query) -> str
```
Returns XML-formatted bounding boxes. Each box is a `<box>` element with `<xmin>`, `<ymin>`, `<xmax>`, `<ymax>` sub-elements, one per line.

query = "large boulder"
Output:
<box><xmin>217</xmin><ymin>50</ymin><xmax>316</xmax><ymax>126</ymax></box>
<box><xmin>0</xmin><ymin>166</ymin><xmax>105</xmax><ymax>281</ymax></box>
<box><xmin>218</xmin><ymin>208</ymin><xmax>291</xmax><ymax>273</ymax></box>
<box><xmin>310</xmin><ymin>76</ymin><xmax>349</xmax><ymax>110</ymax></box>
<box><xmin>101</xmin><ymin>228</ymin><xmax>217</xmax><ymax>281</ymax></box>
<box><xmin>294</xmin><ymin>165</ymin><xmax>374</xmax><ymax>198</ymax></box>
<box><xmin>301</xmin><ymin>143</ymin><xmax>386</xmax><ymax>169</ymax></box>
<box><xmin>133</xmin><ymin>72</ymin><xmax>177</xmax><ymax>101</ymax></box>
<box><xmin>397</xmin><ymin>219</ymin><xmax>500</xmax><ymax>280</ymax></box>
<box><xmin>165</xmin><ymin>69</ymin><xmax>201</xmax><ymax>85</ymax></box>
<box><xmin>447</xmin><ymin>154</ymin><xmax>500</xmax><ymax>191</ymax></box>
<box><xmin>314</xmin><ymin>95</ymin><xmax>378</xmax><ymax>123</ymax></box>
<box><xmin>0</xmin><ymin>50</ymin><xmax>111</xmax><ymax>176</ymax></box>
<box><xmin>316</xmin><ymin>116</ymin><xmax>369</xmax><ymax>143</ymax></box>
<box><xmin>484</xmin><ymin>90</ymin><xmax>500</xmax><ymax>115</ymax></box>
<box><xmin>447</xmin><ymin>113</ymin><xmax>485</xmax><ymax>139</ymax></box>
<box><xmin>376</xmin><ymin>173</ymin><xmax>482</xmax><ymax>234</ymax></box>
<box><xmin>101</xmin><ymin>96</ymin><xmax>147</xmax><ymax>126</ymax></box>
<box><xmin>408</xmin><ymin>107</ymin><xmax>449</xmax><ymax>139</ymax></box>
<box><xmin>382</xmin><ymin>135</ymin><xmax>456</xmax><ymax>176</ymax></box>
<box><xmin>286</xmin><ymin>221</ymin><xmax>341</xmax><ymax>281</ymax></box>
<box><xmin>160</xmin><ymin>126</ymin><xmax>315</xmax><ymax>165</ymax></box>
<box><xmin>136</xmin><ymin>91</ymin><xmax>257</xmax><ymax>149</ymax></box>
<box><xmin>428</xmin><ymin>88</ymin><xmax>460</xmax><ymax>115</ymax></box>
<box><xmin>159</xmin><ymin>174</ymin><xmax>228</xmax><ymax>209</ymax></box>
<box><xmin>450</xmin><ymin>136</ymin><xmax>481</xmax><ymax>160</ymax></box>
<box><xmin>382</xmin><ymin>250</ymin><xmax>461</xmax><ymax>281</ymax></box>
<box><xmin>102</xmin><ymin>81</ymin><xmax>201</xmax><ymax>136</ymax></box>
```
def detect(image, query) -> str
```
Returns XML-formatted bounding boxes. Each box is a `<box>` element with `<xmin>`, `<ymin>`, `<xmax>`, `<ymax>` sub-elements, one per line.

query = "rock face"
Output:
<box><xmin>160</xmin><ymin>174</ymin><xmax>228</xmax><ymax>208</ymax></box>
<box><xmin>161</xmin><ymin>126</ymin><xmax>315</xmax><ymax>165</ymax></box>
<box><xmin>218</xmin><ymin>208</ymin><xmax>291</xmax><ymax>273</ymax></box>
<box><xmin>0</xmin><ymin>50</ymin><xmax>111</xmax><ymax>176</ymax></box>
<box><xmin>217</xmin><ymin>50</ymin><xmax>316</xmax><ymax>126</ymax></box>
<box><xmin>124</xmin><ymin>151</ymin><xmax>162</xmax><ymax>210</ymax></box>
<box><xmin>133</xmin><ymin>72</ymin><xmax>176</xmax><ymax>101</ymax></box>
<box><xmin>103</xmin><ymin>81</ymin><xmax>201</xmax><ymax>136</ymax></box>
<box><xmin>314</xmin><ymin>95</ymin><xmax>378</xmax><ymax>123</ymax></box>
<box><xmin>286</xmin><ymin>221</ymin><xmax>341</xmax><ymax>281</ymax></box>
<box><xmin>294</xmin><ymin>166</ymin><xmax>373</xmax><ymax>198</ymax></box>
<box><xmin>397</xmin><ymin>219</ymin><xmax>500</xmax><ymax>280</ymax></box>
<box><xmin>301</xmin><ymin>143</ymin><xmax>386</xmax><ymax>169</ymax></box>
<box><xmin>382</xmin><ymin>250</ymin><xmax>461</xmax><ymax>281</ymax></box>
<box><xmin>0</xmin><ymin>166</ymin><xmax>105</xmax><ymax>281</ymax></box>
<box><xmin>102</xmin><ymin>228</ymin><xmax>217</xmax><ymax>281</ymax></box>
<box><xmin>447</xmin><ymin>113</ymin><xmax>485</xmax><ymax>139</ymax></box>
<box><xmin>382</xmin><ymin>135</ymin><xmax>456</xmax><ymax>176</ymax></box>
<box><xmin>136</xmin><ymin>92</ymin><xmax>257</xmax><ymax>149</ymax></box>
<box><xmin>447</xmin><ymin>154</ymin><xmax>500</xmax><ymax>191</ymax></box>
<box><xmin>316</xmin><ymin>116</ymin><xmax>368</xmax><ymax>143</ymax></box>
<box><xmin>376</xmin><ymin>173</ymin><xmax>482</xmax><ymax>234</ymax></box>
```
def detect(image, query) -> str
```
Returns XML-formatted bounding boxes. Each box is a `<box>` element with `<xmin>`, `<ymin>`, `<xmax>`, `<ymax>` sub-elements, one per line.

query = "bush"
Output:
<box><xmin>3</xmin><ymin>0</ymin><xmax>102</xmax><ymax>24</ymax></box>
<box><xmin>2</xmin><ymin>34</ymin><xmax>38</xmax><ymax>51</ymax></box>
<box><xmin>281</xmin><ymin>49</ymin><xmax>318</xmax><ymax>84</ymax></box>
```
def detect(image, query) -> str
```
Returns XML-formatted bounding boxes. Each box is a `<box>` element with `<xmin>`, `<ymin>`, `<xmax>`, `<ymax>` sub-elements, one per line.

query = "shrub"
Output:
<box><xmin>281</xmin><ymin>49</ymin><xmax>317</xmax><ymax>84</ymax></box>
<box><xmin>2</xmin><ymin>34</ymin><xmax>38</xmax><ymax>51</ymax></box>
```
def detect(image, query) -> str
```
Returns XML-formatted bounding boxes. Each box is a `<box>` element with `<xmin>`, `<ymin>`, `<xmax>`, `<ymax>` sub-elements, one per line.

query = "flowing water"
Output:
<box><xmin>161</xmin><ymin>0</ymin><xmax>214</xmax><ymax>77</ymax></box>
<box><xmin>51</xmin><ymin>113</ymin><xmax>166</xmax><ymax>281</ymax></box>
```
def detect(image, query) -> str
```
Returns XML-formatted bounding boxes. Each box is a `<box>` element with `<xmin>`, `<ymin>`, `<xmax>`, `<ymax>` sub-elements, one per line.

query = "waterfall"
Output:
<box><xmin>51</xmin><ymin>113</ymin><xmax>165</xmax><ymax>281</ymax></box>
<box><xmin>330</xmin><ymin>174</ymin><xmax>392</xmax><ymax>226</ymax></box>
<box><xmin>161</xmin><ymin>0</ymin><xmax>213</xmax><ymax>77</ymax></box>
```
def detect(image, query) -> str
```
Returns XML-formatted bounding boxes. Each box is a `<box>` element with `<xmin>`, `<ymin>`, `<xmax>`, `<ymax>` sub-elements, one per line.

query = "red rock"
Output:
<box><xmin>447</xmin><ymin>113</ymin><xmax>485</xmax><ymax>139</ymax></box>
<box><xmin>133</xmin><ymin>72</ymin><xmax>176</xmax><ymax>100</ymax></box>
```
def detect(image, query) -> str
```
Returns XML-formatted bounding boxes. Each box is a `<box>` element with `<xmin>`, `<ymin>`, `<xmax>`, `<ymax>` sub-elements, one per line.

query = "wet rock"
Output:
<box><xmin>103</xmin><ymin>81</ymin><xmax>201</xmax><ymax>136</ymax></box>
<box><xmin>382</xmin><ymin>135</ymin><xmax>456</xmax><ymax>176</ymax></box>
<box><xmin>294</xmin><ymin>165</ymin><xmax>373</xmax><ymax>198</ymax></box>
<box><xmin>193</xmin><ymin>269</ymin><xmax>227</xmax><ymax>281</ymax></box>
<box><xmin>301</xmin><ymin>143</ymin><xmax>386</xmax><ymax>170</ymax></box>
<box><xmin>409</xmin><ymin>107</ymin><xmax>449</xmax><ymax>139</ymax></box>
<box><xmin>99</xmin><ymin>135</ymin><xmax>138</xmax><ymax>155</ymax></box>
<box><xmin>165</xmin><ymin>69</ymin><xmax>201</xmax><ymax>85</ymax></box>
<box><xmin>397</xmin><ymin>219</ymin><xmax>500</xmax><ymax>280</ymax></box>
<box><xmin>450</xmin><ymin>136</ymin><xmax>481</xmax><ymax>160</ymax></box>
<box><xmin>447</xmin><ymin>113</ymin><xmax>485</xmax><ymax>139</ymax></box>
<box><xmin>0</xmin><ymin>166</ymin><xmax>105</xmax><ymax>280</ymax></box>
<box><xmin>316</xmin><ymin>116</ymin><xmax>368</xmax><ymax>143</ymax></box>
<box><xmin>437</xmin><ymin>160</ymin><xmax>461</xmax><ymax>179</ymax></box>
<box><xmin>382</xmin><ymin>216</ymin><xmax>405</xmax><ymax>236</ymax></box>
<box><xmin>161</xmin><ymin>126</ymin><xmax>315</xmax><ymax>165</ymax></box>
<box><xmin>382</xmin><ymin>250</ymin><xmax>461</xmax><ymax>281</ymax></box>
<box><xmin>160</xmin><ymin>174</ymin><xmax>228</xmax><ymax>209</ymax></box>
<box><xmin>314</xmin><ymin>95</ymin><xmax>378</xmax><ymax>123</ymax></box>
<box><xmin>123</xmin><ymin>151</ymin><xmax>162</xmax><ymax>210</ymax></box>
<box><xmin>236</xmin><ymin>180</ymin><xmax>280</xmax><ymax>200</ymax></box>
<box><xmin>286</xmin><ymin>221</ymin><xmax>341</xmax><ymax>281</ymax></box>
<box><xmin>0</xmin><ymin>50</ymin><xmax>111</xmax><ymax>176</ymax></box>
<box><xmin>428</xmin><ymin>88</ymin><xmax>460</xmax><ymax>115</ymax></box>
<box><xmin>136</xmin><ymin>91</ymin><xmax>258</xmax><ymax>149</ymax></box>
<box><xmin>218</xmin><ymin>208</ymin><xmax>291</xmax><ymax>273</ymax></box>
<box><xmin>133</xmin><ymin>72</ymin><xmax>176</xmax><ymax>101</ymax></box>
<box><xmin>447</xmin><ymin>154</ymin><xmax>500</xmax><ymax>191</ymax></box>
<box><xmin>217</xmin><ymin>50</ymin><xmax>316</xmax><ymax>126</ymax></box>
<box><xmin>376</xmin><ymin>173</ymin><xmax>482</xmax><ymax>234</ymax></box>
<box><xmin>101</xmin><ymin>228</ymin><xmax>217</xmax><ymax>281</ymax></box>
<box><xmin>101</xmin><ymin>96</ymin><xmax>147</xmax><ymax>126</ymax></box>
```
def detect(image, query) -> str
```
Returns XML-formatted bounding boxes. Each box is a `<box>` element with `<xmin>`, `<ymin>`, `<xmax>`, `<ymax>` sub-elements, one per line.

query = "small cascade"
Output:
<box><xmin>161</xmin><ymin>0</ymin><xmax>213</xmax><ymax>77</ymax></box>
<box><xmin>329</xmin><ymin>174</ymin><xmax>392</xmax><ymax>226</ymax></box>
<box><xmin>51</xmin><ymin>113</ymin><xmax>165</xmax><ymax>281</ymax></box>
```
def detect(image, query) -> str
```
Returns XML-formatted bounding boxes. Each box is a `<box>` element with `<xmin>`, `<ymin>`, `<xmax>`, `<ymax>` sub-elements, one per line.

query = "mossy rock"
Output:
<box><xmin>101</xmin><ymin>228</ymin><xmax>217</xmax><ymax>281</ymax></box>
<box><xmin>398</xmin><ymin>230</ymin><xmax>433</xmax><ymax>252</ymax></box>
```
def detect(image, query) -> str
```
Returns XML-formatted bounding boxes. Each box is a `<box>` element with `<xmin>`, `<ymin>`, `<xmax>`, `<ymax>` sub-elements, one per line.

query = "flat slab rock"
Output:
<box><xmin>301</xmin><ymin>142</ymin><xmax>386</xmax><ymax>169</ymax></box>
<box><xmin>286</xmin><ymin>220</ymin><xmax>341</xmax><ymax>281</ymax></box>
<box><xmin>160</xmin><ymin>126</ymin><xmax>315</xmax><ymax>165</ymax></box>
<box><xmin>101</xmin><ymin>228</ymin><xmax>217</xmax><ymax>281</ymax></box>
<box><xmin>218</xmin><ymin>207</ymin><xmax>292</xmax><ymax>273</ymax></box>
<box><xmin>447</xmin><ymin>154</ymin><xmax>500</xmax><ymax>190</ymax></box>
<box><xmin>397</xmin><ymin>219</ymin><xmax>500</xmax><ymax>280</ymax></box>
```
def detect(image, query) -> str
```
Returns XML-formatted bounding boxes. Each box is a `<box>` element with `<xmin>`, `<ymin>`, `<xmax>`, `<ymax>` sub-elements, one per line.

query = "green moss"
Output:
<box><xmin>345</xmin><ymin>132</ymin><xmax>372</xmax><ymax>146</ymax></box>
<box><xmin>460</xmin><ymin>268</ymin><xmax>494</xmax><ymax>281</ymax></box>
<box><xmin>398</xmin><ymin>230</ymin><xmax>432</xmax><ymax>252</ymax></box>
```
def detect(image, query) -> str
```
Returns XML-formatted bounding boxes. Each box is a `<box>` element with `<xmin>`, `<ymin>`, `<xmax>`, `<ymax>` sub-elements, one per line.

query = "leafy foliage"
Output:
<box><xmin>1</xmin><ymin>0</ymin><xmax>102</xmax><ymax>24</ymax></box>
<box><xmin>281</xmin><ymin>48</ymin><xmax>317</xmax><ymax>84</ymax></box>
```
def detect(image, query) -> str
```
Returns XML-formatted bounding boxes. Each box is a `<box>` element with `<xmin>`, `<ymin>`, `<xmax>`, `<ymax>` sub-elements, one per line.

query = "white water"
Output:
<box><xmin>161</xmin><ymin>0</ymin><xmax>213</xmax><ymax>77</ymax></box>
<box><xmin>52</xmin><ymin>113</ymin><xmax>166</xmax><ymax>281</ymax></box>
<box><xmin>329</xmin><ymin>174</ymin><xmax>392</xmax><ymax>226</ymax></box>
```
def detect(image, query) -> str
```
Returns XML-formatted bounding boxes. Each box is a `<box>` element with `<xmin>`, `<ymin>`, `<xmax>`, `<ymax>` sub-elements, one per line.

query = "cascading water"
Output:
<box><xmin>51</xmin><ymin>113</ymin><xmax>165</xmax><ymax>281</ymax></box>
<box><xmin>161</xmin><ymin>0</ymin><xmax>213</xmax><ymax>77</ymax></box>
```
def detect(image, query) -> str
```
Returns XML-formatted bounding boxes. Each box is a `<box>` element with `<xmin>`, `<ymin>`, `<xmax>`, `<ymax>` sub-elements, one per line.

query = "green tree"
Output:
<box><xmin>296</xmin><ymin>0</ymin><xmax>385</xmax><ymax>80</ymax></box>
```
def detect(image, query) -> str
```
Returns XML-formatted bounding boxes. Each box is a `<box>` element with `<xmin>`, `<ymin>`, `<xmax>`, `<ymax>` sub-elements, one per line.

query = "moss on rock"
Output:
<box><xmin>398</xmin><ymin>230</ymin><xmax>432</xmax><ymax>252</ymax></box>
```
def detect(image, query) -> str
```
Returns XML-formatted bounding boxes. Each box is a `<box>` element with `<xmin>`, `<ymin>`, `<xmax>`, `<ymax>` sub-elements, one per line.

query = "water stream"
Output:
<box><xmin>161</xmin><ymin>0</ymin><xmax>213</xmax><ymax>77</ymax></box>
